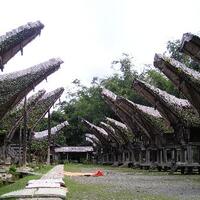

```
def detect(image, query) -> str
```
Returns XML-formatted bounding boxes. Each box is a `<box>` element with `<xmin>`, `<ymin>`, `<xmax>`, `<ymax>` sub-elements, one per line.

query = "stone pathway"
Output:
<box><xmin>0</xmin><ymin>165</ymin><xmax>67</xmax><ymax>200</ymax></box>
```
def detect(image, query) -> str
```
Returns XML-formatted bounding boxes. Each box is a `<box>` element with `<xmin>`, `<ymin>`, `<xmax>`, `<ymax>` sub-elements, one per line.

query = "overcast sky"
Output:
<box><xmin>1</xmin><ymin>0</ymin><xmax>200</xmax><ymax>98</ymax></box>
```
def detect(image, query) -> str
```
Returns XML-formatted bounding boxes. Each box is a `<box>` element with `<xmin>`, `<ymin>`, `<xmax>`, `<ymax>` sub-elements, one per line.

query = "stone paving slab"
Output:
<box><xmin>26</xmin><ymin>182</ymin><xmax>61</xmax><ymax>188</ymax></box>
<box><xmin>0</xmin><ymin>188</ymin><xmax>36</xmax><ymax>199</ymax></box>
<box><xmin>34</xmin><ymin>187</ymin><xmax>67</xmax><ymax>199</ymax></box>
<box><xmin>0</xmin><ymin>165</ymin><xmax>67</xmax><ymax>199</ymax></box>
<box><xmin>28</xmin><ymin>178</ymin><xmax>65</xmax><ymax>186</ymax></box>
<box><xmin>41</xmin><ymin>165</ymin><xmax>64</xmax><ymax>180</ymax></box>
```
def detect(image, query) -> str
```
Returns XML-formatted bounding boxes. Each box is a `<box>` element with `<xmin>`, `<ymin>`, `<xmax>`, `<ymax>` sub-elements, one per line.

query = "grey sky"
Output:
<box><xmin>1</xmin><ymin>0</ymin><xmax>200</xmax><ymax>96</ymax></box>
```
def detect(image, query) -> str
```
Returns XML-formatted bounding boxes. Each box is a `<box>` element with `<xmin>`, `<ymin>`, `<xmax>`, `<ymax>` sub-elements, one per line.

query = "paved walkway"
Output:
<box><xmin>0</xmin><ymin>165</ymin><xmax>67</xmax><ymax>200</ymax></box>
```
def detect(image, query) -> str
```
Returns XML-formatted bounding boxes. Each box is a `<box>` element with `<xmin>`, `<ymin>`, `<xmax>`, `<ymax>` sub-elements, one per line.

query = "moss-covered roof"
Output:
<box><xmin>106</xmin><ymin>117</ymin><xmax>133</xmax><ymax>143</ymax></box>
<box><xmin>85</xmin><ymin>133</ymin><xmax>102</xmax><ymax>146</ymax></box>
<box><xmin>116</xmin><ymin>96</ymin><xmax>173</xmax><ymax>136</ymax></box>
<box><xmin>82</xmin><ymin>119</ymin><xmax>109</xmax><ymax>145</ymax></box>
<box><xmin>27</xmin><ymin>87</ymin><xmax>64</xmax><ymax>130</ymax></box>
<box><xmin>0</xmin><ymin>58</ymin><xmax>63</xmax><ymax>121</ymax></box>
<box><xmin>154</xmin><ymin>53</ymin><xmax>200</xmax><ymax>115</ymax></box>
<box><xmin>0</xmin><ymin>21</ymin><xmax>44</xmax><ymax>71</ymax></box>
<box><xmin>180</xmin><ymin>33</ymin><xmax>200</xmax><ymax>63</ymax></box>
<box><xmin>101</xmin><ymin>88</ymin><xmax>143</xmax><ymax>138</ymax></box>
<box><xmin>132</xmin><ymin>79</ymin><xmax>200</xmax><ymax>127</ymax></box>
<box><xmin>0</xmin><ymin>90</ymin><xmax>46</xmax><ymax>140</ymax></box>
<box><xmin>34</xmin><ymin>120</ymin><xmax>69</xmax><ymax>139</ymax></box>
<box><xmin>100</xmin><ymin>121</ymin><xmax>122</xmax><ymax>144</ymax></box>
<box><xmin>86</xmin><ymin>137</ymin><xmax>97</xmax><ymax>147</ymax></box>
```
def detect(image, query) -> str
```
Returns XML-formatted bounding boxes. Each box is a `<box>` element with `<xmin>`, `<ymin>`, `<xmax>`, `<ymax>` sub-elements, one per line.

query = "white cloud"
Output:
<box><xmin>1</xmin><ymin>0</ymin><xmax>200</xmax><ymax>97</ymax></box>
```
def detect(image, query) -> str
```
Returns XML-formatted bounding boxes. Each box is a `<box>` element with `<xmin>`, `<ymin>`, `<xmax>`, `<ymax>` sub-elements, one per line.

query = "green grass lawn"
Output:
<box><xmin>0</xmin><ymin>164</ymin><xmax>53</xmax><ymax>196</ymax></box>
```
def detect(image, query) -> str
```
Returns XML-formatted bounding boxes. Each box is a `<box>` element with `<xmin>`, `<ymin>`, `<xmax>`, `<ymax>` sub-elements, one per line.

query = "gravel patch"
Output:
<box><xmin>71</xmin><ymin>168</ymin><xmax>200</xmax><ymax>200</ymax></box>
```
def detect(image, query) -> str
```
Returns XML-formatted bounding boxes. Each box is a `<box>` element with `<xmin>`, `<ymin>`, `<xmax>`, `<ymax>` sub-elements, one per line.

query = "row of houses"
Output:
<box><xmin>83</xmin><ymin>33</ymin><xmax>200</xmax><ymax>174</ymax></box>
<box><xmin>0</xmin><ymin>21</ymin><xmax>69</xmax><ymax>164</ymax></box>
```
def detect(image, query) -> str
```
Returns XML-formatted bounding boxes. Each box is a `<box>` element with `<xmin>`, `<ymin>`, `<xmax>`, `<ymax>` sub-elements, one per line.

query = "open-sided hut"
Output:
<box><xmin>0</xmin><ymin>21</ymin><xmax>44</xmax><ymax>71</ymax></box>
<box><xmin>54</xmin><ymin>146</ymin><xmax>94</xmax><ymax>163</ymax></box>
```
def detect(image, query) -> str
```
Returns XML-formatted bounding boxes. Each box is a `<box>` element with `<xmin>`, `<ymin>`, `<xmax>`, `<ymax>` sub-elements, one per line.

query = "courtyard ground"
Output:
<box><xmin>64</xmin><ymin>163</ymin><xmax>200</xmax><ymax>200</ymax></box>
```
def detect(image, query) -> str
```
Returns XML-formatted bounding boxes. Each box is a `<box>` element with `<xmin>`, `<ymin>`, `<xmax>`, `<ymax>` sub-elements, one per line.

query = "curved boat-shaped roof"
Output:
<box><xmin>0</xmin><ymin>58</ymin><xmax>63</xmax><ymax>120</ymax></box>
<box><xmin>0</xmin><ymin>21</ymin><xmax>44</xmax><ymax>71</ymax></box>
<box><xmin>85</xmin><ymin>133</ymin><xmax>102</xmax><ymax>146</ymax></box>
<box><xmin>81</xmin><ymin>119</ymin><xmax>109</xmax><ymax>146</ymax></box>
<box><xmin>116</xmin><ymin>96</ymin><xmax>173</xmax><ymax>136</ymax></box>
<box><xmin>100</xmin><ymin>122</ymin><xmax>122</xmax><ymax>145</ymax></box>
<box><xmin>132</xmin><ymin>79</ymin><xmax>200</xmax><ymax>127</ymax></box>
<box><xmin>180</xmin><ymin>33</ymin><xmax>200</xmax><ymax>63</ymax></box>
<box><xmin>0</xmin><ymin>90</ymin><xmax>46</xmax><ymax>141</ymax></box>
<box><xmin>27</xmin><ymin>87</ymin><xmax>64</xmax><ymax>130</ymax></box>
<box><xmin>154</xmin><ymin>53</ymin><xmax>200</xmax><ymax>115</ymax></box>
<box><xmin>34</xmin><ymin>120</ymin><xmax>69</xmax><ymax>139</ymax></box>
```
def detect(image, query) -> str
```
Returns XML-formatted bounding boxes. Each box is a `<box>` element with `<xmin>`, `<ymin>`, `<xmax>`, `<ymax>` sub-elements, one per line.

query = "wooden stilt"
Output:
<box><xmin>22</xmin><ymin>96</ymin><xmax>27</xmax><ymax>166</ymax></box>
<box><xmin>47</xmin><ymin>110</ymin><xmax>51</xmax><ymax>164</ymax></box>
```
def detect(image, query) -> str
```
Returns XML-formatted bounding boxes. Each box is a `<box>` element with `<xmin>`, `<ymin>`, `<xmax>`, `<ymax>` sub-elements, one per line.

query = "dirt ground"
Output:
<box><xmin>70</xmin><ymin>167</ymin><xmax>200</xmax><ymax>200</ymax></box>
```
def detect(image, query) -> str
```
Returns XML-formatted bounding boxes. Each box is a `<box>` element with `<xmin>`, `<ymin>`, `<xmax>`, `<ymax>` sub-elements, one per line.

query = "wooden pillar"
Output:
<box><xmin>19</xmin><ymin>127</ymin><xmax>22</xmax><ymax>166</ymax></box>
<box><xmin>160</xmin><ymin>149</ymin><xmax>163</xmax><ymax>165</ymax></box>
<box><xmin>47</xmin><ymin>110</ymin><xmax>51</xmax><ymax>164</ymax></box>
<box><xmin>86</xmin><ymin>152</ymin><xmax>89</xmax><ymax>160</ymax></box>
<box><xmin>187</xmin><ymin>145</ymin><xmax>192</xmax><ymax>164</ymax></box>
<box><xmin>146</xmin><ymin>149</ymin><xmax>150</xmax><ymax>163</ymax></box>
<box><xmin>22</xmin><ymin>96</ymin><xmax>27</xmax><ymax>166</ymax></box>
<box><xmin>122</xmin><ymin>152</ymin><xmax>125</xmax><ymax>163</ymax></box>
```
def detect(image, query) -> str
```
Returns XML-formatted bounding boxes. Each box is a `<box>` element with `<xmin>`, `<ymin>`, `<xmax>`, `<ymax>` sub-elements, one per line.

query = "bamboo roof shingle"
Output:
<box><xmin>34</xmin><ymin>120</ymin><xmax>69</xmax><ymax>139</ymax></box>
<box><xmin>0</xmin><ymin>90</ymin><xmax>46</xmax><ymax>141</ymax></box>
<box><xmin>154</xmin><ymin>53</ymin><xmax>200</xmax><ymax>115</ymax></box>
<box><xmin>180</xmin><ymin>33</ymin><xmax>200</xmax><ymax>63</ymax></box>
<box><xmin>132</xmin><ymin>79</ymin><xmax>200</xmax><ymax>127</ymax></box>
<box><xmin>0</xmin><ymin>58</ymin><xmax>63</xmax><ymax>121</ymax></box>
<box><xmin>81</xmin><ymin>119</ymin><xmax>109</xmax><ymax>146</ymax></box>
<box><xmin>100</xmin><ymin>122</ymin><xmax>122</xmax><ymax>145</ymax></box>
<box><xmin>101</xmin><ymin>88</ymin><xmax>144</xmax><ymax>138</ymax></box>
<box><xmin>27</xmin><ymin>87</ymin><xmax>64</xmax><ymax>130</ymax></box>
<box><xmin>0</xmin><ymin>21</ymin><xmax>44</xmax><ymax>71</ymax></box>
<box><xmin>116</xmin><ymin>96</ymin><xmax>173</xmax><ymax>136</ymax></box>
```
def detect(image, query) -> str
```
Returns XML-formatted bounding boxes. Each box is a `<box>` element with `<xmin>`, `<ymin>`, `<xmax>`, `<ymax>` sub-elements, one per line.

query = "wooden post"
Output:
<box><xmin>19</xmin><ymin>126</ymin><xmax>22</xmax><ymax>166</ymax></box>
<box><xmin>47</xmin><ymin>110</ymin><xmax>51</xmax><ymax>164</ymax></box>
<box><xmin>22</xmin><ymin>96</ymin><xmax>27</xmax><ymax>166</ymax></box>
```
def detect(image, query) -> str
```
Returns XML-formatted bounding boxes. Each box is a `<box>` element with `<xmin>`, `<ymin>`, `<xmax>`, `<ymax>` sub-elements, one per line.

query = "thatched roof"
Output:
<box><xmin>0</xmin><ymin>21</ymin><xmax>44</xmax><ymax>71</ymax></box>
<box><xmin>85</xmin><ymin>133</ymin><xmax>102</xmax><ymax>146</ymax></box>
<box><xmin>154</xmin><ymin>53</ymin><xmax>200</xmax><ymax>115</ymax></box>
<box><xmin>0</xmin><ymin>58</ymin><xmax>63</xmax><ymax>121</ymax></box>
<box><xmin>86</xmin><ymin>137</ymin><xmax>97</xmax><ymax>147</ymax></box>
<box><xmin>34</xmin><ymin>120</ymin><xmax>69</xmax><ymax>139</ymax></box>
<box><xmin>132</xmin><ymin>79</ymin><xmax>200</xmax><ymax>127</ymax></box>
<box><xmin>0</xmin><ymin>90</ymin><xmax>46</xmax><ymax>141</ymax></box>
<box><xmin>180</xmin><ymin>33</ymin><xmax>200</xmax><ymax>63</ymax></box>
<box><xmin>116</xmin><ymin>96</ymin><xmax>173</xmax><ymax>136</ymax></box>
<box><xmin>27</xmin><ymin>87</ymin><xmax>64</xmax><ymax>130</ymax></box>
<box><xmin>55</xmin><ymin>146</ymin><xmax>93</xmax><ymax>153</ymax></box>
<box><xmin>100</xmin><ymin>122</ymin><xmax>122</xmax><ymax>144</ymax></box>
<box><xmin>106</xmin><ymin>117</ymin><xmax>133</xmax><ymax>143</ymax></box>
<box><xmin>81</xmin><ymin>119</ymin><xmax>109</xmax><ymax>145</ymax></box>
<box><xmin>101</xmin><ymin>88</ymin><xmax>143</xmax><ymax>137</ymax></box>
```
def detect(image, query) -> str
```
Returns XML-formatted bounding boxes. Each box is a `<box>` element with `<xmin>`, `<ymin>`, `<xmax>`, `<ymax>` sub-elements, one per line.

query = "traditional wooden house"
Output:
<box><xmin>154</xmin><ymin>54</ymin><xmax>200</xmax><ymax>115</ymax></box>
<box><xmin>0</xmin><ymin>58</ymin><xmax>63</xmax><ymax>121</ymax></box>
<box><xmin>0</xmin><ymin>21</ymin><xmax>44</xmax><ymax>71</ymax></box>
<box><xmin>33</xmin><ymin>121</ymin><xmax>69</xmax><ymax>140</ymax></box>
